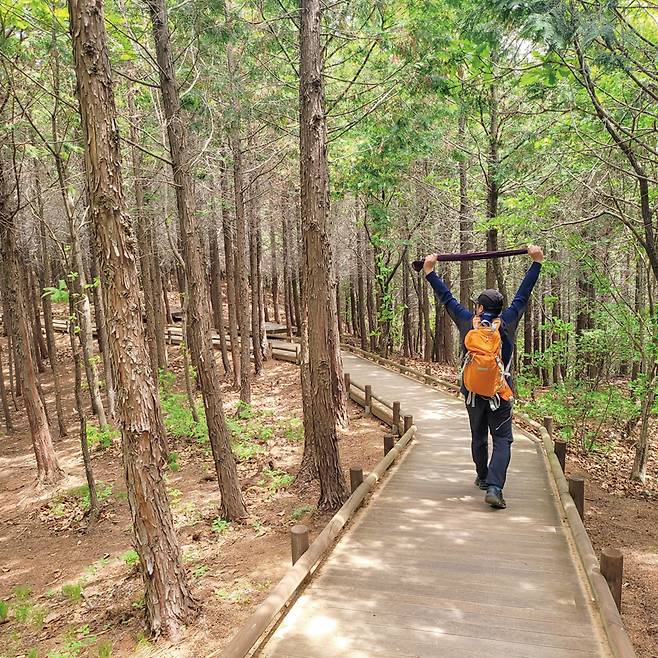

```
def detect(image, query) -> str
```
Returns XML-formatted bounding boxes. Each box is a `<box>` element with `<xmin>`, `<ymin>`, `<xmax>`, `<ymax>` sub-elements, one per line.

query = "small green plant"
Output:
<box><xmin>236</xmin><ymin>400</ymin><xmax>254</xmax><ymax>419</ymax></box>
<box><xmin>135</xmin><ymin>632</ymin><xmax>151</xmax><ymax>649</ymax></box>
<box><xmin>27</xmin><ymin>649</ymin><xmax>39</xmax><ymax>658</ymax></box>
<box><xmin>121</xmin><ymin>549</ymin><xmax>139</xmax><ymax>566</ymax></box>
<box><xmin>69</xmin><ymin>481</ymin><xmax>113</xmax><ymax>510</ymax></box>
<box><xmin>86</xmin><ymin>424</ymin><xmax>119</xmax><ymax>450</ymax></box>
<box><xmin>12</xmin><ymin>584</ymin><xmax>32</xmax><ymax>601</ymax></box>
<box><xmin>283</xmin><ymin>417</ymin><xmax>304</xmax><ymax>441</ymax></box>
<box><xmin>259</xmin><ymin>468</ymin><xmax>294</xmax><ymax>492</ymax></box>
<box><xmin>167</xmin><ymin>487</ymin><xmax>183</xmax><ymax>504</ymax></box>
<box><xmin>31</xmin><ymin>605</ymin><xmax>46</xmax><ymax>631</ymax></box>
<box><xmin>42</xmin><ymin>279</ymin><xmax>69</xmax><ymax>303</ymax></box>
<box><xmin>62</xmin><ymin>582</ymin><xmax>83</xmax><ymax>603</ymax></box>
<box><xmin>192</xmin><ymin>564</ymin><xmax>209</xmax><ymax>578</ymax></box>
<box><xmin>97</xmin><ymin>641</ymin><xmax>113</xmax><ymax>658</ymax></box>
<box><xmin>131</xmin><ymin>595</ymin><xmax>145</xmax><ymax>610</ymax></box>
<box><xmin>232</xmin><ymin>440</ymin><xmax>266</xmax><ymax>462</ymax></box>
<box><xmin>167</xmin><ymin>451</ymin><xmax>181</xmax><ymax>472</ymax></box>
<box><xmin>45</xmin><ymin>588</ymin><xmax>57</xmax><ymax>599</ymax></box>
<box><xmin>158</xmin><ymin>368</ymin><xmax>176</xmax><ymax>396</ymax></box>
<box><xmin>160</xmin><ymin>392</ymin><xmax>208</xmax><ymax>444</ymax></box>
<box><xmin>14</xmin><ymin>602</ymin><xmax>33</xmax><ymax>622</ymax></box>
<box><xmin>211</xmin><ymin>518</ymin><xmax>230</xmax><ymax>534</ymax></box>
<box><xmin>0</xmin><ymin>600</ymin><xmax>8</xmax><ymax>622</ymax></box>
<box><xmin>291</xmin><ymin>504</ymin><xmax>315</xmax><ymax>521</ymax></box>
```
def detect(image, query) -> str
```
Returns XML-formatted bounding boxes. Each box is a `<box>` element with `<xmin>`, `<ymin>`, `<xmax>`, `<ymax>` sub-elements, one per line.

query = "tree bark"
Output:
<box><xmin>248</xmin><ymin>180</ymin><xmax>263</xmax><ymax>375</ymax></box>
<box><xmin>220</xmin><ymin>160</ymin><xmax>241</xmax><ymax>387</ymax></box>
<box><xmin>0</xmin><ymin>167</ymin><xmax>62</xmax><ymax>483</ymax></box>
<box><xmin>146</xmin><ymin>0</ymin><xmax>247</xmax><ymax>519</ymax></box>
<box><xmin>226</xmin><ymin>31</ymin><xmax>252</xmax><ymax>404</ymax></box>
<box><xmin>67</xmin><ymin>0</ymin><xmax>197</xmax><ymax>636</ymax></box>
<box><xmin>270</xmin><ymin>211</ymin><xmax>281</xmax><ymax>324</ymax></box>
<box><xmin>299</xmin><ymin>0</ymin><xmax>347</xmax><ymax>510</ymax></box>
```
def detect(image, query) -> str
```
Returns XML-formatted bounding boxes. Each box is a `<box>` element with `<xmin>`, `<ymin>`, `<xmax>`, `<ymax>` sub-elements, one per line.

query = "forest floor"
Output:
<box><xmin>0</xmin><ymin>335</ymin><xmax>388</xmax><ymax>658</ymax></box>
<box><xmin>373</xmin><ymin>350</ymin><xmax>658</xmax><ymax>658</ymax></box>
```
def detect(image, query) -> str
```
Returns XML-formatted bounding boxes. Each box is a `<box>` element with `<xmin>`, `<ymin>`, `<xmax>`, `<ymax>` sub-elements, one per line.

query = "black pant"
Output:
<box><xmin>466</xmin><ymin>396</ymin><xmax>514</xmax><ymax>490</ymax></box>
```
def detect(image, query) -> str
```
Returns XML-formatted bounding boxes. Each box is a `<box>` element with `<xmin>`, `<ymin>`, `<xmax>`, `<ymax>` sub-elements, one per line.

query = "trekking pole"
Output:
<box><xmin>411</xmin><ymin>247</ymin><xmax>529</xmax><ymax>273</ymax></box>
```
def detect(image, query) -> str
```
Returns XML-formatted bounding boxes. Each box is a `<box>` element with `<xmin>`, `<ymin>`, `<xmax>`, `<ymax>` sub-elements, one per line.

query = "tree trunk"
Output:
<box><xmin>147</xmin><ymin>0</ymin><xmax>247</xmax><ymax>519</ymax></box>
<box><xmin>458</xmin><ymin>112</ymin><xmax>473</xmax><ymax>306</ymax></box>
<box><xmin>282</xmin><ymin>202</ymin><xmax>294</xmax><ymax>338</ymax></box>
<box><xmin>270</xmin><ymin>212</ymin><xmax>280</xmax><ymax>324</ymax></box>
<box><xmin>226</xmin><ymin>33</ymin><xmax>252</xmax><ymax>404</ymax></box>
<box><xmin>129</xmin><ymin>89</ymin><xmax>160</xmax><ymax>383</ymax></box>
<box><xmin>248</xmin><ymin>181</ymin><xmax>263</xmax><ymax>375</ymax></box>
<box><xmin>299</xmin><ymin>0</ymin><xmax>347</xmax><ymax>510</ymax></box>
<box><xmin>0</xmin><ymin>174</ymin><xmax>62</xmax><ymax>483</ymax></box>
<box><xmin>0</xmin><ymin>339</ymin><xmax>12</xmax><ymax>433</ymax></box>
<box><xmin>28</xmin><ymin>267</ymin><xmax>47</xmax><ymax>373</ymax></box>
<box><xmin>631</xmin><ymin>363</ymin><xmax>656</xmax><ymax>482</ymax></box>
<box><xmin>37</xmin><ymin>177</ymin><xmax>67</xmax><ymax>437</ymax></box>
<box><xmin>89</xmin><ymin>243</ymin><xmax>117</xmax><ymax>419</ymax></box>
<box><xmin>70</xmin><ymin>229</ymin><xmax>107</xmax><ymax>426</ymax></box>
<box><xmin>220</xmin><ymin>160</ymin><xmax>241</xmax><ymax>388</ymax></box>
<box><xmin>356</xmin><ymin>215</ymin><xmax>368</xmax><ymax>351</ymax></box>
<box><xmin>67</xmin><ymin>0</ymin><xmax>197</xmax><ymax>636</ymax></box>
<box><xmin>209</xmin><ymin>215</ymin><xmax>231</xmax><ymax>374</ymax></box>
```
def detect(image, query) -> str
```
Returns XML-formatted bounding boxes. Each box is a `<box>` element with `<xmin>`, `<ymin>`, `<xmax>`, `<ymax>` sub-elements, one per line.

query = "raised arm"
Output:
<box><xmin>422</xmin><ymin>254</ymin><xmax>473</xmax><ymax>326</ymax></box>
<box><xmin>501</xmin><ymin>245</ymin><xmax>543</xmax><ymax>327</ymax></box>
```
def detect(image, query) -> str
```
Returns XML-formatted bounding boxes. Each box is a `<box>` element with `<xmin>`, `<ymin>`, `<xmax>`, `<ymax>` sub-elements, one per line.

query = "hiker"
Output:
<box><xmin>422</xmin><ymin>245</ymin><xmax>543</xmax><ymax>509</ymax></box>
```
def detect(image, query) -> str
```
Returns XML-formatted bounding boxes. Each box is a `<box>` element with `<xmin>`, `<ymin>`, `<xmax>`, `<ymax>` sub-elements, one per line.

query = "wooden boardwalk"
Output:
<box><xmin>258</xmin><ymin>353</ymin><xmax>612</xmax><ymax>658</ymax></box>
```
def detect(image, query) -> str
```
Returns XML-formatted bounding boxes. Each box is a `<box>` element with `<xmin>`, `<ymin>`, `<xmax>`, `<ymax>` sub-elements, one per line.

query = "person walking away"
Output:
<box><xmin>422</xmin><ymin>245</ymin><xmax>543</xmax><ymax>509</ymax></box>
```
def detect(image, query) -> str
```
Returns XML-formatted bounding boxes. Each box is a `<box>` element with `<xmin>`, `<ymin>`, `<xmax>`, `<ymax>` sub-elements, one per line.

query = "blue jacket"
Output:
<box><xmin>426</xmin><ymin>262</ymin><xmax>542</xmax><ymax>392</ymax></box>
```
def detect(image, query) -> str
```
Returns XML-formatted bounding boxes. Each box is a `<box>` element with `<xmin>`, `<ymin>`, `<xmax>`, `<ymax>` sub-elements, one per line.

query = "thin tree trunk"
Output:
<box><xmin>226</xmin><ymin>31</ymin><xmax>252</xmax><ymax>404</ymax></box>
<box><xmin>147</xmin><ymin>0</ymin><xmax>247</xmax><ymax>519</ymax></box>
<box><xmin>209</xmin><ymin>216</ymin><xmax>231</xmax><ymax>374</ymax></box>
<box><xmin>220</xmin><ymin>161</ymin><xmax>241</xmax><ymax>388</ymax></box>
<box><xmin>282</xmin><ymin>203</ymin><xmax>294</xmax><ymax>339</ymax></box>
<box><xmin>28</xmin><ymin>267</ymin><xmax>47</xmax><ymax>373</ymax></box>
<box><xmin>356</xmin><ymin>215</ymin><xmax>368</xmax><ymax>351</ymax></box>
<box><xmin>248</xmin><ymin>181</ymin><xmax>263</xmax><ymax>375</ymax></box>
<box><xmin>37</xmin><ymin>178</ymin><xmax>68</xmax><ymax>437</ymax></box>
<box><xmin>300</xmin><ymin>0</ymin><xmax>347</xmax><ymax>510</ymax></box>
<box><xmin>67</xmin><ymin>0</ymin><xmax>197</xmax><ymax>634</ymax></box>
<box><xmin>458</xmin><ymin>111</ymin><xmax>473</xmax><ymax>306</ymax></box>
<box><xmin>68</xmin><ymin>290</ymin><xmax>98</xmax><ymax>520</ymax></box>
<box><xmin>0</xmin><ymin>179</ymin><xmax>63</xmax><ymax>483</ymax></box>
<box><xmin>270</xmin><ymin>212</ymin><xmax>280</xmax><ymax>324</ymax></box>
<box><xmin>0</xmin><ymin>339</ymin><xmax>12</xmax><ymax>433</ymax></box>
<box><xmin>631</xmin><ymin>363</ymin><xmax>656</xmax><ymax>482</ymax></box>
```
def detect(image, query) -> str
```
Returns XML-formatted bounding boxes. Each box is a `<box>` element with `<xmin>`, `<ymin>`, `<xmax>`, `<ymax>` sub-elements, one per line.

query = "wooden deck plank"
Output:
<box><xmin>257</xmin><ymin>352</ymin><xmax>611</xmax><ymax>657</ymax></box>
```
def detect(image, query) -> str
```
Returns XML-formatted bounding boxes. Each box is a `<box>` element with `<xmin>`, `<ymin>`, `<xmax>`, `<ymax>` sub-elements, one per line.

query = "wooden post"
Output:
<box><xmin>543</xmin><ymin>415</ymin><xmax>554</xmax><ymax>440</ymax></box>
<box><xmin>290</xmin><ymin>525</ymin><xmax>309</xmax><ymax>565</ymax></box>
<box><xmin>364</xmin><ymin>384</ymin><xmax>372</xmax><ymax>415</ymax></box>
<box><xmin>384</xmin><ymin>434</ymin><xmax>395</xmax><ymax>456</ymax></box>
<box><xmin>392</xmin><ymin>401</ymin><xmax>400</xmax><ymax>435</ymax></box>
<box><xmin>600</xmin><ymin>548</ymin><xmax>623</xmax><ymax>612</ymax></box>
<box><xmin>403</xmin><ymin>414</ymin><xmax>413</xmax><ymax>435</ymax></box>
<box><xmin>349</xmin><ymin>467</ymin><xmax>363</xmax><ymax>494</ymax></box>
<box><xmin>568</xmin><ymin>475</ymin><xmax>585</xmax><ymax>520</ymax></box>
<box><xmin>554</xmin><ymin>440</ymin><xmax>567</xmax><ymax>473</ymax></box>
<box><xmin>344</xmin><ymin>372</ymin><xmax>351</xmax><ymax>400</ymax></box>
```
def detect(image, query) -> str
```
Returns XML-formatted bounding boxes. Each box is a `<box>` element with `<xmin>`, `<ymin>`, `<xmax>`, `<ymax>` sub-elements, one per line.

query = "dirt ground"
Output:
<box><xmin>569</xmin><ymin>443</ymin><xmax>658</xmax><ymax>658</ymax></box>
<box><xmin>0</xmin><ymin>335</ymin><xmax>389</xmax><ymax>658</ymax></box>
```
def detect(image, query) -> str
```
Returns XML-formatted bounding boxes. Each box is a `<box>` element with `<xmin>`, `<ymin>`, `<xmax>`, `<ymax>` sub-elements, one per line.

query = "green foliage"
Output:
<box><xmin>120</xmin><ymin>549</ymin><xmax>139</xmax><ymax>566</ymax></box>
<box><xmin>211</xmin><ymin>518</ymin><xmax>230</xmax><ymax>534</ymax></box>
<box><xmin>281</xmin><ymin>417</ymin><xmax>304</xmax><ymax>442</ymax></box>
<box><xmin>68</xmin><ymin>481</ymin><xmax>113</xmax><ymax>510</ymax></box>
<box><xmin>160</xmin><ymin>389</ymin><xmax>208</xmax><ymax>444</ymax></box>
<box><xmin>97</xmin><ymin>641</ymin><xmax>113</xmax><ymax>658</ymax></box>
<box><xmin>259</xmin><ymin>468</ymin><xmax>294</xmax><ymax>492</ymax></box>
<box><xmin>522</xmin><ymin>383</ymin><xmax>640</xmax><ymax>451</ymax></box>
<box><xmin>167</xmin><ymin>451</ymin><xmax>181</xmax><ymax>472</ymax></box>
<box><xmin>46</xmin><ymin>624</ymin><xmax>97</xmax><ymax>657</ymax></box>
<box><xmin>86</xmin><ymin>424</ymin><xmax>119</xmax><ymax>450</ymax></box>
<box><xmin>291</xmin><ymin>504</ymin><xmax>315</xmax><ymax>521</ymax></box>
<box><xmin>14</xmin><ymin>602</ymin><xmax>33</xmax><ymax>622</ymax></box>
<box><xmin>42</xmin><ymin>279</ymin><xmax>69</xmax><ymax>304</ymax></box>
<box><xmin>192</xmin><ymin>564</ymin><xmax>209</xmax><ymax>578</ymax></box>
<box><xmin>61</xmin><ymin>582</ymin><xmax>83</xmax><ymax>603</ymax></box>
<box><xmin>0</xmin><ymin>600</ymin><xmax>8</xmax><ymax>622</ymax></box>
<box><xmin>12</xmin><ymin>585</ymin><xmax>32</xmax><ymax>601</ymax></box>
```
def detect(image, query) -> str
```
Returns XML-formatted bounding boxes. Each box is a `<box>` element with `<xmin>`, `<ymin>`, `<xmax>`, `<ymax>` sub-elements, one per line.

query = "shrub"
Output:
<box><xmin>62</xmin><ymin>582</ymin><xmax>83</xmax><ymax>603</ymax></box>
<box><xmin>86</xmin><ymin>424</ymin><xmax>119</xmax><ymax>450</ymax></box>
<box><xmin>259</xmin><ymin>468</ymin><xmax>294</xmax><ymax>492</ymax></box>
<box><xmin>121</xmin><ymin>549</ymin><xmax>139</xmax><ymax>566</ymax></box>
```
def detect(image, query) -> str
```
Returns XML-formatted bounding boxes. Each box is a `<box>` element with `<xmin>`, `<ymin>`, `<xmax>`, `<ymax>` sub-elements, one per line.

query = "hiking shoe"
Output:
<box><xmin>474</xmin><ymin>476</ymin><xmax>488</xmax><ymax>490</ymax></box>
<box><xmin>485</xmin><ymin>486</ymin><xmax>506</xmax><ymax>509</ymax></box>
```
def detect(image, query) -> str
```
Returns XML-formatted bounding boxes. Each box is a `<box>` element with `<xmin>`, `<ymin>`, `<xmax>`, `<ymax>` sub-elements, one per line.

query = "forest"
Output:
<box><xmin>0</xmin><ymin>0</ymin><xmax>656</xmax><ymax>656</ymax></box>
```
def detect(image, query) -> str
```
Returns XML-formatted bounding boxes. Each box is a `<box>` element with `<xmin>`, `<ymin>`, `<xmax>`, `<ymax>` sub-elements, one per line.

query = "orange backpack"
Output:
<box><xmin>461</xmin><ymin>316</ymin><xmax>513</xmax><ymax>402</ymax></box>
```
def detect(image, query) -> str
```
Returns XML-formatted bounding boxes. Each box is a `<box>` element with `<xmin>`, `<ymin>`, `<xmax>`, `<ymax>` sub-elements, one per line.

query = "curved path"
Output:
<box><xmin>258</xmin><ymin>352</ymin><xmax>612</xmax><ymax>658</ymax></box>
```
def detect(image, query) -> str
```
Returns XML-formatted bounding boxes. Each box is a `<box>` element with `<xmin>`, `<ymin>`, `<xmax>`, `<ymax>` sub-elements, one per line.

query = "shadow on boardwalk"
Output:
<box><xmin>257</xmin><ymin>352</ymin><xmax>612</xmax><ymax>658</ymax></box>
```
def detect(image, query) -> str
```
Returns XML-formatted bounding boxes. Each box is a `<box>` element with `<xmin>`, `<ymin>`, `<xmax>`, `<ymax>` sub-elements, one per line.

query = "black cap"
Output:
<box><xmin>475</xmin><ymin>289</ymin><xmax>504</xmax><ymax>312</ymax></box>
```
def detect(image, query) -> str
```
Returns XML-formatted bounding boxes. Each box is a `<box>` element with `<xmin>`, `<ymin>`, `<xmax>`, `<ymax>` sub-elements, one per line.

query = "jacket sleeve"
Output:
<box><xmin>501</xmin><ymin>261</ymin><xmax>542</xmax><ymax>328</ymax></box>
<box><xmin>425</xmin><ymin>271</ymin><xmax>473</xmax><ymax>327</ymax></box>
